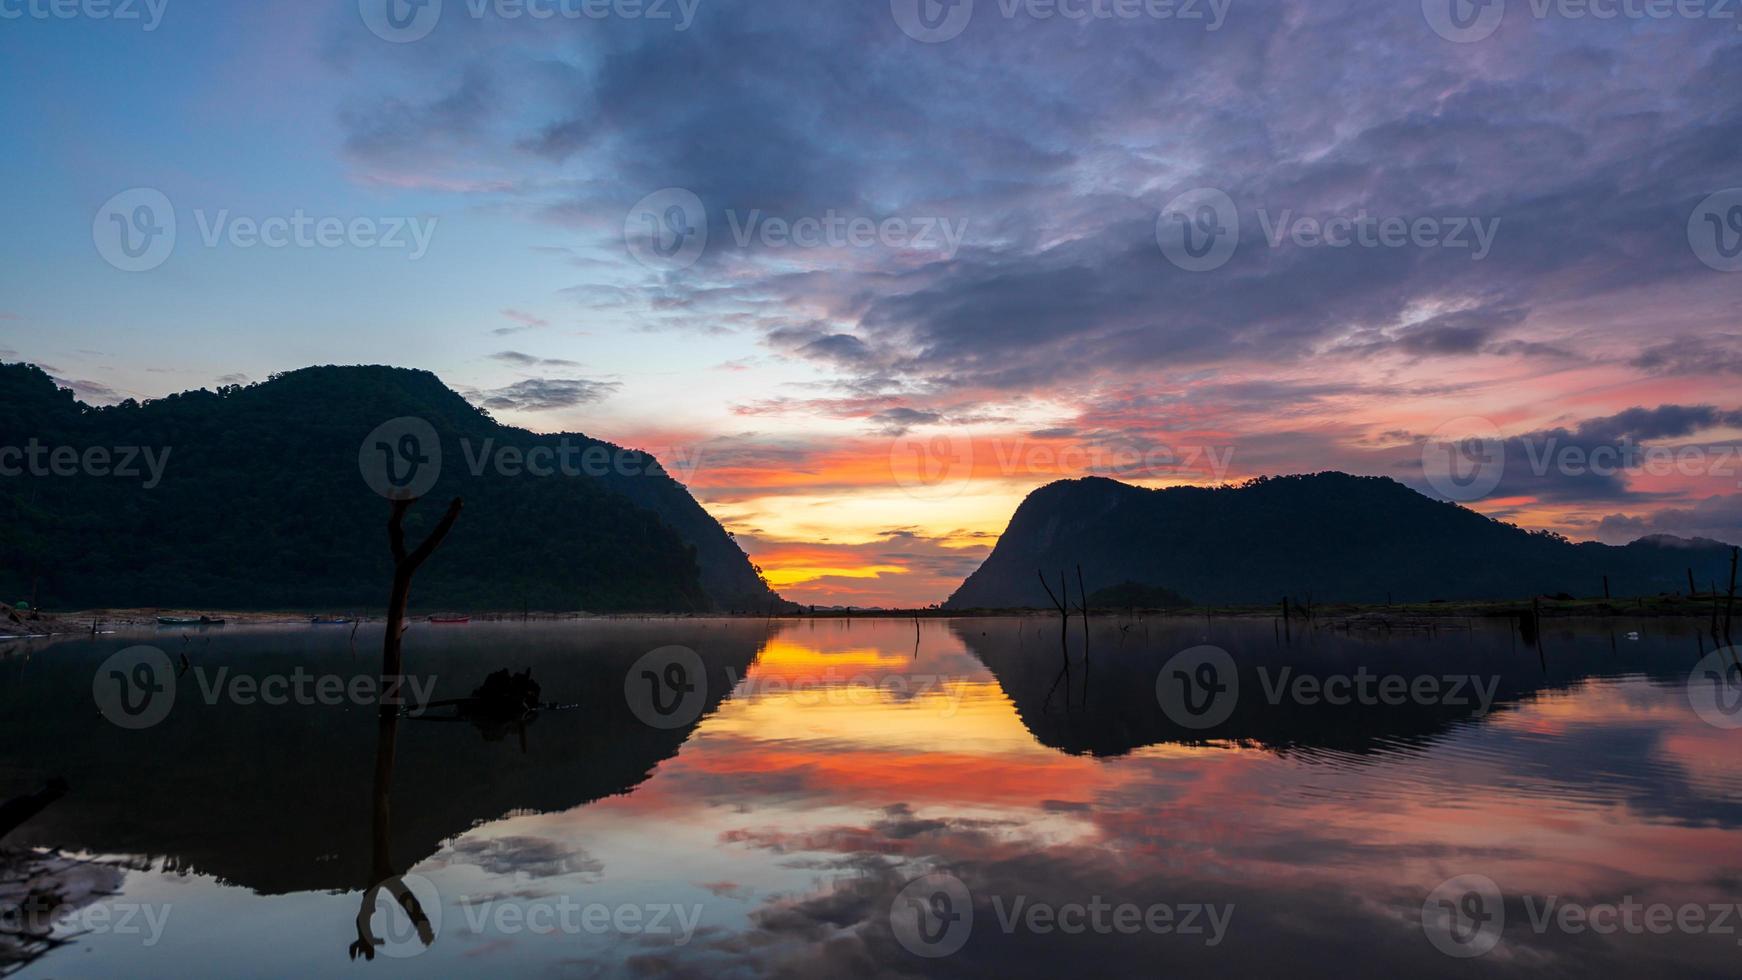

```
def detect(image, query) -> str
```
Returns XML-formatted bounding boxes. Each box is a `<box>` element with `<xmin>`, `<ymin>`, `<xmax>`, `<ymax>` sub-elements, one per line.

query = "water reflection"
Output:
<box><xmin>0</xmin><ymin>617</ymin><xmax>1738</xmax><ymax>977</ymax></box>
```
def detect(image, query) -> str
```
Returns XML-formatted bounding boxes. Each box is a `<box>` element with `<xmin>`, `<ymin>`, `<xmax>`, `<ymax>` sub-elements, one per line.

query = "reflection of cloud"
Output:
<box><xmin>446</xmin><ymin>835</ymin><xmax>603</xmax><ymax>879</ymax></box>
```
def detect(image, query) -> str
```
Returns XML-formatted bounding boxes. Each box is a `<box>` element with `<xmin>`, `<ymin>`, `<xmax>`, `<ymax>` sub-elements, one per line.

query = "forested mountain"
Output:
<box><xmin>0</xmin><ymin>363</ymin><xmax>787</xmax><ymax>612</ymax></box>
<box><xmin>945</xmin><ymin>473</ymin><xmax>1736</xmax><ymax>609</ymax></box>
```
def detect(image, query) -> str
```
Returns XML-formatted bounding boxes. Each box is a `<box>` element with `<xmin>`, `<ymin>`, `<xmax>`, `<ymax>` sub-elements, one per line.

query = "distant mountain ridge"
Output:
<box><xmin>944</xmin><ymin>473</ymin><xmax>1737</xmax><ymax>609</ymax></box>
<box><xmin>0</xmin><ymin>363</ymin><xmax>787</xmax><ymax>612</ymax></box>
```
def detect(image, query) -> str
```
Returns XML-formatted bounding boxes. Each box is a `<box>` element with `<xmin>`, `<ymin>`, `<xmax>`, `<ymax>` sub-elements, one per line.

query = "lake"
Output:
<box><xmin>2</xmin><ymin>616</ymin><xmax>1740</xmax><ymax>977</ymax></box>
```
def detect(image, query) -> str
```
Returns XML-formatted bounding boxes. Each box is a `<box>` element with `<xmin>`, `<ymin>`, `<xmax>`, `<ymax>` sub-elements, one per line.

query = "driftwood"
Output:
<box><xmin>380</xmin><ymin>497</ymin><xmax>463</xmax><ymax>716</ymax></box>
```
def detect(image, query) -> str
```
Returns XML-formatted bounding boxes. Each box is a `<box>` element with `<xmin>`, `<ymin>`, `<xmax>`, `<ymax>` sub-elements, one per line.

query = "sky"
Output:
<box><xmin>1</xmin><ymin>0</ymin><xmax>1739</xmax><ymax>607</ymax></box>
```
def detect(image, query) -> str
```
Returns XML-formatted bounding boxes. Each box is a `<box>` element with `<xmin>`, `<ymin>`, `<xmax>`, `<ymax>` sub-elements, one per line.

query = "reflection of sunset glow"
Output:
<box><xmin>385</xmin><ymin>620</ymin><xmax>1742</xmax><ymax>975</ymax></box>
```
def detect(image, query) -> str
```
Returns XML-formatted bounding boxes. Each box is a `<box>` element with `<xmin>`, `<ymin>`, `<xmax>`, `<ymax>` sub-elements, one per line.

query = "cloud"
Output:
<box><xmin>1597</xmin><ymin>494</ymin><xmax>1742</xmax><ymax>546</ymax></box>
<box><xmin>471</xmin><ymin>377</ymin><xmax>620</xmax><ymax>412</ymax></box>
<box><xmin>493</xmin><ymin>309</ymin><xmax>551</xmax><ymax>335</ymax></box>
<box><xmin>489</xmin><ymin>350</ymin><xmax>580</xmax><ymax>368</ymax></box>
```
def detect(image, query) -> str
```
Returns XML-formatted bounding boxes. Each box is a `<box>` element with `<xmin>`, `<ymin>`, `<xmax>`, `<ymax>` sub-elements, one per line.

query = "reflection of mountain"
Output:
<box><xmin>944</xmin><ymin>473</ymin><xmax>1737</xmax><ymax>608</ymax></box>
<box><xmin>955</xmin><ymin>617</ymin><xmax>1700</xmax><ymax>758</ymax></box>
<box><xmin>0</xmin><ymin>622</ymin><xmax>767</xmax><ymax>894</ymax></box>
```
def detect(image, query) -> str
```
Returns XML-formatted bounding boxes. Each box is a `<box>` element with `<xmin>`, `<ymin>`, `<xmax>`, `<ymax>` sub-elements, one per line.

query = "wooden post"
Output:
<box><xmin>381</xmin><ymin>497</ymin><xmax>464</xmax><ymax>717</ymax></box>
<box><xmin>1602</xmin><ymin>575</ymin><xmax>1610</xmax><ymax>600</ymax></box>
<box><xmin>1726</xmin><ymin>548</ymin><xmax>1738</xmax><ymax>644</ymax></box>
<box><xmin>1689</xmin><ymin>567</ymin><xmax>1698</xmax><ymax>596</ymax></box>
<box><xmin>1075</xmin><ymin>565</ymin><xmax>1090</xmax><ymax>657</ymax></box>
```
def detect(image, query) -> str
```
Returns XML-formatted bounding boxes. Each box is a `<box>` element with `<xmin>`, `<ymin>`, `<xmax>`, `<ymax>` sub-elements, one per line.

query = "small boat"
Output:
<box><xmin>428</xmin><ymin>615</ymin><xmax>471</xmax><ymax>625</ymax></box>
<box><xmin>310</xmin><ymin>616</ymin><xmax>355</xmax><ymax>625</ymax></box>
<box><xmin>157</xmin><ymin>615</ymin><xmax>225</xmax><ymax>626</ymax></box>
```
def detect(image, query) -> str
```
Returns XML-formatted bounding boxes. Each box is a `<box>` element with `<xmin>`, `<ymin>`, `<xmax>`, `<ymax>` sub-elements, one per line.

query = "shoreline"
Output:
<box><xmin>3</xmin><ymin>593</ymin><xmax>1733</xmax><ymax>639</ymax></box>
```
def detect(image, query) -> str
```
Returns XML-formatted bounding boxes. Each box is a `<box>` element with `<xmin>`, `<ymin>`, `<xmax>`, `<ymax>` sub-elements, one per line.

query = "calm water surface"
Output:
<box><xmin>2</xmin><ymin>617</ymin><xmax>1740</xmax><ymax>977</ymax></box>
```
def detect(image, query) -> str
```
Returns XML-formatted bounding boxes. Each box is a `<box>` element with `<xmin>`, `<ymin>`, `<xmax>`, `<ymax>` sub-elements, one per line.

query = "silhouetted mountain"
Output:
<box><xmin>0</xmin><ymin>363</ymin><xmax>787</xmax><ymax>612</ymax></box>
<box><xmin>945</xmin><ymin>473</ymin><xmax>1737</xmax><ymax>608</ymax></box>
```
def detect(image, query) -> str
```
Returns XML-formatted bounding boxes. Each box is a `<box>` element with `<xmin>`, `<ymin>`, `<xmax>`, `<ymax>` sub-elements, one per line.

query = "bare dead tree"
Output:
<box><xmin>1038</xmin><ymin>569</ymin><xmax>1071</xmax><ymax>655</ymax></box>
<box><xmin>381</xmin><ymin>497</ymin><xmax>463</xmax><ymax>716</ymax></box>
